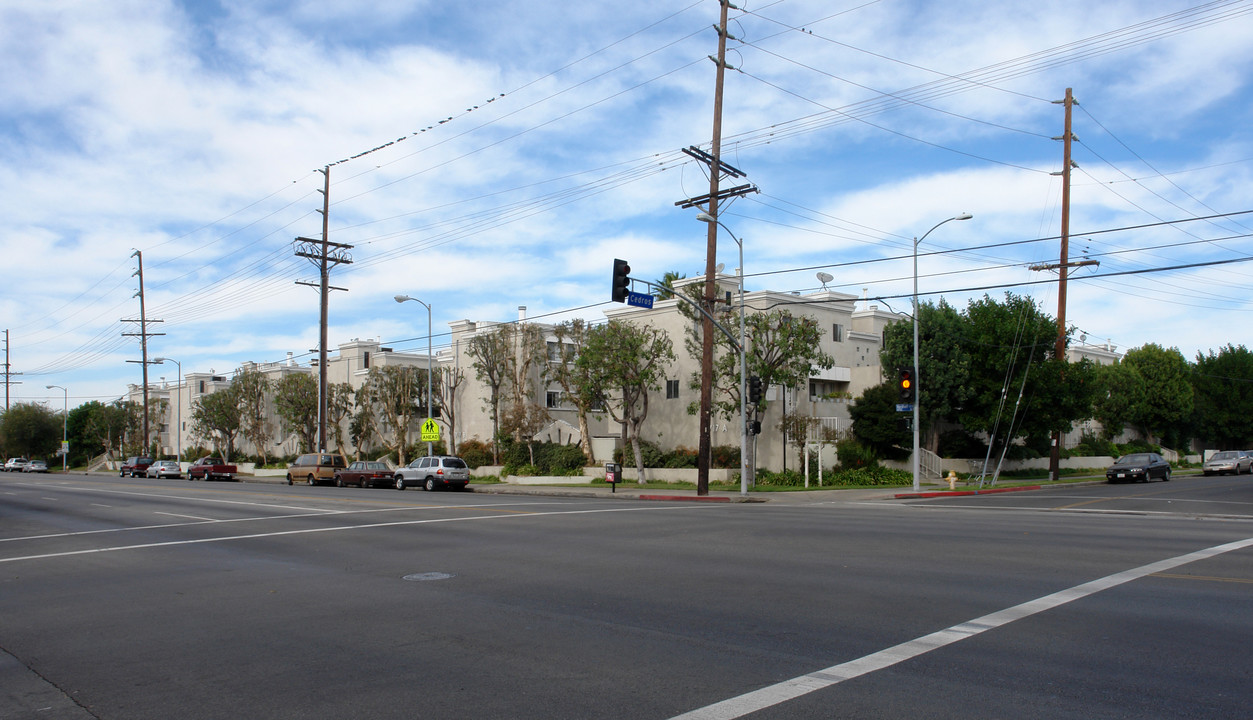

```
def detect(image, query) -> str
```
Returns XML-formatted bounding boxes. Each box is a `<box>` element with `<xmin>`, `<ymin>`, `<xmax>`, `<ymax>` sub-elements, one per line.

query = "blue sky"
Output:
<box><xmin>4</xmin><ymin>0</ymin><xmax>1253</xmax><ymax>409</ymax></box>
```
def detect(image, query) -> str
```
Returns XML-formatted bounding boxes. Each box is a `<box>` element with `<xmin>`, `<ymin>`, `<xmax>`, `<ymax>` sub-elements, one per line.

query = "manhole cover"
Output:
<box><xmin>404</xmin><ymin>572</ymin><xmax>454</xmax><ymax>582</ymax></box>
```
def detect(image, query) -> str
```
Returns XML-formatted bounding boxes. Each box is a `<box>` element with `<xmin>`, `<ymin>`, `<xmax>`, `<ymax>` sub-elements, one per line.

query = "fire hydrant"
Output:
<box><xmin>947</xmin><ymin>471</ymin><xmax>959</xmax><ymax>490</ymax></box>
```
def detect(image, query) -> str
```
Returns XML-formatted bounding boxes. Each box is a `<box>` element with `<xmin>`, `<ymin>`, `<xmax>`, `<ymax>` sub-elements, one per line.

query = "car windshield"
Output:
<box><xmin>1117</xmin><ymin>454</ymin><xmax>1149</xmax><ymax>465</ymax></box>
<box><xmin>1211</xmin><ymin>451</ymin><xmax>1237</xmax><ymax>460</ymax></box>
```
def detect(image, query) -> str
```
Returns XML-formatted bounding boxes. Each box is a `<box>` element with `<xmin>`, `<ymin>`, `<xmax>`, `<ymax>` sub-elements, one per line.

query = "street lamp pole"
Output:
<box><xmin>912</xmin><ymin>212</ymin><xmax>972</xmax><ymax>493</ymax></box>
<box><xmin>154</xmin><ymin>357</ymin><xmax>181</xmax><ymax>464</ymax></box>
<box><xmin>394</xmin><ymin>295</ymin><xmax>434</xmax><ymax>457</ymax></box>
<box><xmin>46</xmin><ymin>385</ymin><xmax>67</xmax><ymax>472</ymax></box>
<box><xmin>696</xmin><ymin>212</ymin><xmax>749</xmax><ymax>497</ymax></box>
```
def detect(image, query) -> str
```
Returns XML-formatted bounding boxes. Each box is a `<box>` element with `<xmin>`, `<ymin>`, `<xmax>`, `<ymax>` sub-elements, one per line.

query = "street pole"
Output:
<box><xmin>46</xmin><ymin>385</ymin><xmax>67</xmax><ymax>472</ymax></box>
<box><xmin>395</xmin><ymin>295</ymin><xmax>434</xmax><ymax>457</ymax></box>
<box><xmin>696</xmin><ymin>213</ymin><xmax>748</xmax><ymax>496</ymax></box>
<box><xmin>155</xmin><ymin>357</ymin><xmax>181</xmax><ymax>464</ymax></box>
<box><xmin>912</xmin><ymin>213</ymin><xmax>972</xmax><ymax>493</ymax></box>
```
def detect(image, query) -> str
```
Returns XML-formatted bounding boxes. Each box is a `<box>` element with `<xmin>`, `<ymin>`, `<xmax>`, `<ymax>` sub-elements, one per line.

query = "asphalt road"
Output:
<box><xmin>2</xmin><ymin>473</ymin><xmax>1250</xmax><ymax>719</ymax></box>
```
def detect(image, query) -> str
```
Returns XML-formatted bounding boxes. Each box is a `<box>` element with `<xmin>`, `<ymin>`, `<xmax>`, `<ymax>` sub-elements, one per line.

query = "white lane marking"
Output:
<box><xmin>154</xmin><ymin>512</ymin><xmax>216</xmax><ymax>521</ymax></box>
<box><xmin>0</xmin><ymin>505</ymin><xmax>695</xmax><ymax>564</ymax></box>
<box><xmin>91</xmin><ymin>503</ymin><xmax>113</xmax><ymax>508</ymax></box>
<box><xmin>670</xmin><ymin>535</ymin><xmax>1253</xmax><ymax>720</ymax></box>
<box><xmin>1</xmin><ymin>506</ymin><xmax>441</xmax><ymax>543</ymax></box>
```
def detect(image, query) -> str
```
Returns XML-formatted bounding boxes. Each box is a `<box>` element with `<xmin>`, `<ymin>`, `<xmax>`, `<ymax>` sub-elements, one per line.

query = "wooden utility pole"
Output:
<box><xmin>295</xmin><ymin>165</ymin><xmax>352</xmax><ymax>453</ymax></box>
<box><xmin>1049</xmin><ymin>88</ymin><xmax>1075</xmax><ymax>482</ymax></box>
<box><xmin>695</xmin><ymin>0</ymin><xmax>733</xmax><ymax>496</ymax></box>
<box><xmin>123</xmin><ymin>250</ymin><xmax>164</xmax><ymax>454</ymax></box>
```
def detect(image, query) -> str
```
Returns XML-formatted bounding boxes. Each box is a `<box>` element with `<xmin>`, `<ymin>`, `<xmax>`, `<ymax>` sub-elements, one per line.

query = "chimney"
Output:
<box><xmin>518</xmin><ymin>306</ymin><xmax>527</xmax><ymax>322</ymax></box>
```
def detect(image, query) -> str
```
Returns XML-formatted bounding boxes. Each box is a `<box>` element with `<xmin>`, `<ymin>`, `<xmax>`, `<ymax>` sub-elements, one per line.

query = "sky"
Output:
<box><xmin>3</xmin><ymin>0</ymin><xmax>1253</xmax><ymax>410</ymax></box>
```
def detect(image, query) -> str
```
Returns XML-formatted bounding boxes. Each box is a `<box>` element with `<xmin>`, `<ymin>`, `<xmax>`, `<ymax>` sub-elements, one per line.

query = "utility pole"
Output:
<box><xmin>3</xmin><ymin>329</ymin><xmax>21</xmax><ymax>412</ymax></box>
<box><xmin>123</xmin><ymin>250</ymin><xmax>164</xmax><ymax>454</ymax></box>
<box><xmin>670</xmin><ymin>0</ymin><xmax>750</xmax><ymax>496</ymax></box>
<box><xmin>295</xmin><ymin>165</ymin><xmax>352</xmax><ymax>453</ymax></box>
<box><xmin>1043</xmin><ymin>88</ymin><xmax>1083</xmax><ymax>482</ymax></box>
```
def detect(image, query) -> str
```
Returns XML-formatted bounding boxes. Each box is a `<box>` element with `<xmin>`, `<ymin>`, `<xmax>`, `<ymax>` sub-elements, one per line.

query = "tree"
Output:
<box><xmin>652</xmin><ymin>270</ymin><xmax>686</xmax><ymax>300</ymax></box>
<box><xmin>1122</xmin><ymin>343</ymin><xmax>1193</xmax><ymax>447</ymax></box>
<box><xmin>359</xmin><ymin>365</ymin><xmax>424</xmax><ymax>466</ymax></box>
<box><xmin>0</xmin><ymin>402</ymin><xmax>62</xmax><ymax>458</ymax></box>
<box><xmin>466</xmin><ymin>326</ymin><xmax>512</xmax><ymax>462</ymax></box>
<box><xmin>326</xmin><ymin>382</ymin><xmax>354</xmax><ymax>462</ymax></box>
<box><xmin>437</xmin><ymin>365</ymin><xmax>465</xmax><ymax>456</ymax></box>
<box><xmin>578</xmin><ymin>320</ymin><xmax>675</xmax><ymax>484</ymax></box>
<box><xmin>879</xmin><ymin>299</ymin><xmax>972</xmax><ymax>453</ymax></box>
<box><xmin>849</xmin><ymin>383</ymin><xmax>910</xmax><ymax>459</ymax></box>
<box><xmin>190</xmin><ymin>387</ymin><xmax>242</xmax><ymax>460</ymax></box>
<box><xmin>1191</xmin><ymin>344</ymin><xmax>1253</xmax><ymax>449</ymax></box>
<box><xmin>273</xmin><ymin>372</ymin><xmax>318</xmax><ymax>453</ymax></box>
<box><xmin>234</xmin><ymin>368</ymin><xmax>273</xmax><ymax>464</ymax></box>
<box><xmin>73</xmin><ymin>400</ymin><xmax>131</xmax><ymax>460</ymax></box>
<box><xmin>1091</xmin><ymin>361</ymin><xmax>1146</xmax><ymax>440</ymax></box>
<box><xmin>548</xmin><ymin>319</ymin><xmax>600</xmax><ymax>463</ymax></box>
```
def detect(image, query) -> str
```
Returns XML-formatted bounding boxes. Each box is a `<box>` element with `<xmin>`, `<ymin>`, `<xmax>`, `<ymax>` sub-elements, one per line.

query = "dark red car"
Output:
<box><xmin>335</xmin><ymin>460</ymin><xmax>394</xmax><ymax>488</ymax></box>
<box><xmin>120</xmin><ymin>456</ymin><xmax>153</xmax><ymax>477</ymax></box>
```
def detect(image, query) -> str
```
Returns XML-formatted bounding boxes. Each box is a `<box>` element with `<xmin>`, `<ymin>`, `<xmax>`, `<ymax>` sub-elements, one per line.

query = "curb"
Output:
<box><xmin>638</xmin><ymin>494</ymin><xmax>732</xmax><ymax>503</ymax></box>
<box><xmin>894</xmin><ymin>485</ymin><xmax>1042</xmax><ymax>499</ymax></box>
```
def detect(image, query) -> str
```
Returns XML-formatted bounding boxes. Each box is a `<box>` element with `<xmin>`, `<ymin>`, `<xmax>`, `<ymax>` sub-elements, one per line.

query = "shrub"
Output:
<box><xmin>710</xmin><ymin>445</ymin><xmax>741</xmax><ymax>469</ymax></box>
<box><xmin>457</xmin><ymin>439</ymin><xmax>493</xmax><ymax>469</ymax></box>
<box><xmin>835</xmin><ymin>438</ymin><xmax>877</xmax><ymax>470</ymax></box>
<box><xmin>1073</xmin><ymin>432</ymin><xmax>1118</xmax><ymax>457</ymax></box>
<box><xmin>615</xmin><ymin>440</ymin><xmax>666</xmax><ymax>469</ymax></box>
<box><xmin>938</xmin><ymin>430</ymin><xmax>986</xmax><ymax>458</ymax></box>
<box><xmin>662</xmin><ymin>446</ymin><xmax>698</xmax><ymax>468</ymax></box>
<box><xmin>825</xmin><ymin>465</ymin><xmax>912</xmax><ymax>487</ymax></box>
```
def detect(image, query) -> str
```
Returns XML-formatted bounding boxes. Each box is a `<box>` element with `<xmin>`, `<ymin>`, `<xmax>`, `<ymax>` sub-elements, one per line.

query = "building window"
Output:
<box><xmin>363</xmin><ymin>351</ymin><xmax>370</xmax><ymax>369</ymax></box>
<box><xmin>666</xmin><ymin>380</ymin><xmax>680</xmax><ymax>399</ymax></box>
<box><xmin>833</xmin><ymin>323</ymin><xmax>844</xmax><ymax>342</ymax></box>
<box><xmin>546</xmin><ymin>391</ymin><xmax>562</xmax><ymax>409</ymax></box>
<box><xmin>198</xmin><ymin>380</ymin><xmax>205</xmax><ymax>393</ymax></box>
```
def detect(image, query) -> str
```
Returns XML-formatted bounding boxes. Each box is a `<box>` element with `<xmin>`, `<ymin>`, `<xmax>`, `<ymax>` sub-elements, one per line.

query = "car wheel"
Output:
<box><xmin>395</xmin><ymin>476</ymin><xmax>406</xmax><ymax>491</ymax></box>
<box><xmin>307</xmin><ymin>474</ymin><xmax>316</xmax><ymax>486</ymax></box>
<box><xmin>286</xmin><ymin>474</ymin><xmax>293</xmax><ymax>485</ymax></box>
<box><xmin>336</xmin><ymin>477</ymin><xmax>344</xmax><ymax>488</ymax></box>
<box><xmin>425</xmin><ymin>478</ymin><xmax>436</xmax><ymax>492</ymax></box>
<box><xmin>1164</xmin><ymin>469</ymin><xmax>1171</xmax><ymax>482</ymax></box>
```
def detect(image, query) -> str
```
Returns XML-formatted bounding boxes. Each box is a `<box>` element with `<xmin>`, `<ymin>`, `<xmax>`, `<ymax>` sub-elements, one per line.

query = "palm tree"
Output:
<box><xmin>653</xmin><ymin>270</ymin><xmax>686</xmax><ymax>300</ymax></box>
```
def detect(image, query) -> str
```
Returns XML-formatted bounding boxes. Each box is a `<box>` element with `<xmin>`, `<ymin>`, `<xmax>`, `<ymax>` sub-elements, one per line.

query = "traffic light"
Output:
<box><xmin>898</xmin><ymin>367</ymin><xmax>914</xmax><ymax>403</ymax></box>
<box><xmin>748</xmin><ymin>375</ymin><xmax>763</xmax><ymax>404</ymax></box>
<box><xmin>611</xmin><ymin>259</ymin><xmax>631</xmax><ymax>303</ymax></box>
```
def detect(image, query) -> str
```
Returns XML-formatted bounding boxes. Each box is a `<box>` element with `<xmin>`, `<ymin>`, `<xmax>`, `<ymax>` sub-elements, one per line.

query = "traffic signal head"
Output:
<box><xmin>898</xmin><ymin>367</ymin><xmax>914</xmax><ymax>403</ymax></box>
<box><xmin>611</xmin><ymin>259</ymin><xmax>631</xmax><ymax>303</ymax></box>
<box><xmin>748</xmin><ymin>375</ymin><xmax>763</xmax><ymax>404</ymax></box>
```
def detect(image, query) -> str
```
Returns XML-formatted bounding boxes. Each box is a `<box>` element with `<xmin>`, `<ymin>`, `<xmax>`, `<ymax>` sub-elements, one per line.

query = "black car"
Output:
<box><xmin>1106</xmin><ymin>453</ymin><xmax>1171</xmax><ymax>483</ymax></box>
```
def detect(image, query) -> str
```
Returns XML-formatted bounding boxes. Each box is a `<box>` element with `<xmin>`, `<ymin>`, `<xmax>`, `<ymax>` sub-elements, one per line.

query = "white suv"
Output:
<box><xmin>4</xmin><ymin>457</ymin><xmax>29</xmax><ymax>472</ymax></box>
<box><xmin>394</xmin><ymin>455</ymin><xmax>470</xmax><ymax>491</ymax></box>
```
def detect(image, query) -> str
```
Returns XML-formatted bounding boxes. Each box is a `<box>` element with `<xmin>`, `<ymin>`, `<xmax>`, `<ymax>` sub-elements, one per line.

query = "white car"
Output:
<box><xmin>393</xmin><ymin>455</ymin><xmax>470</xmax><ymax>491</ymax></box>
<box><xmin>4</xmin><ymin>457</ymin><xmax>29</xmax><ymax>472</ymax></box>
<box><xmin>23</xmin><ymin>460</ymin><xmax>48</xmax><ymax>473</ymax></box>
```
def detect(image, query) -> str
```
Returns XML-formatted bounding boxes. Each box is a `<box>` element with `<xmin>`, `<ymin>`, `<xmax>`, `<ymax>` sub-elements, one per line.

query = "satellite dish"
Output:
<box><xmin>816</xmin><ymin>272</ymin><xmax>833</xmax><ymax>290</ymax></box>
<box><xmin>714</xmin><ymin>263</ymin><xmax>725</xmax><ymax>274</ymax></box>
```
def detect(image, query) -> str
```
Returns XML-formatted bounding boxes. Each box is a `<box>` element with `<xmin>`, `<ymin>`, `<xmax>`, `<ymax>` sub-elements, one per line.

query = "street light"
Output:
<box><xmin>696</xmin><ymin>212</ymin><xmax>749</xmax><ymax>497</ymax></box>
<box><xmin>394</xmin><ymin>294</ymin><xmax>434</xmax><ymax>458</ymax></box>
<box><xmin>153</xmin><ymin>357</ymin><xmax>181</xmax><ymax>465</ymax></box>
<box><xmin>45</xmin><ymin>385</ymin><xmax>67</xmax><ymax>472</ymax></box>
<box><xmin>912</xmin><ymin>212</ymin><xmax>972</xmax><ymax>492</ymax></box>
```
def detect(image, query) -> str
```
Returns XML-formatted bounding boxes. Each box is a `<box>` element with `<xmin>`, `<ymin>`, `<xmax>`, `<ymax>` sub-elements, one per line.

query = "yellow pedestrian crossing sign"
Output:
<box><xmin>420</xmin><ymin>418</ymin><xmax>440</xmax><ymax>443</ymax></box>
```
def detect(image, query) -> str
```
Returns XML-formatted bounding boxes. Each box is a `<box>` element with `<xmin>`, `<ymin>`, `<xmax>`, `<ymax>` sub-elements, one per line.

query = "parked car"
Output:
<box><xmin>187</xmin><ymin>457</ymin><xmax>238</xmax><ymax>481</ymax></box>
<box><xmin>120</xmin><ymin>456</ymin><xmax>153</xmax><ymax>477</ymax></box>
<box><xmin>286</xmin><ymin>453</ymin><xmax>347</xmax><ymax>486</ymax></box>
<box><xmin>1202</xmin><ymin>450</ymin><xmax>1251</xmax><ymax>476</ymax></box>
<box><xmin>23</xmin><ymin>460</ymin><xmax>48</xmax><ymax>473</ymax></box>
<box><xmin>4</xmin><ymin>457</ymin><xmax>29</xmax><ymax>472</ymax></box>
<box><xmin>146</xmin><ymin>460</ymin><xmax>182</xmax><ymax>479</ymax></box>
<box><xmin>393</xmin><ymin>455</ymin><xmax>470</xmax><ymax>491</ymax></box>
<box><xmin>1106</xmin><ymin>453</ymin><xmax>1171</xmax><ymax>483</ymax></box>
<box><xmin>334</xmin><ymin>460</ymin><xmax>395</xmax><ymax>488</ymax></box>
